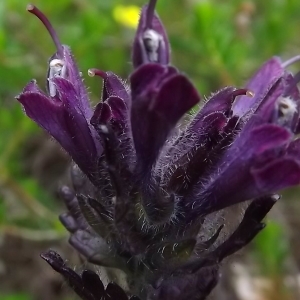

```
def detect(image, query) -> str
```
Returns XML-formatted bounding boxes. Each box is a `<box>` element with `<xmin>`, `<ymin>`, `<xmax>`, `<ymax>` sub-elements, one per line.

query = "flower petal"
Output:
<box><xmin>102</xmin><ymin>71</ymin><xmax>129</xmax><ymax>103</ymax></box>
<box><xmin>131</xmin><ymin>66</ymin><xmax>200</xmax><ymax>171</ymax></box>
<box><xmin>186</xmin><ymin>124</ymin><xmax>292</xmax><ymax>217</ymax></box>
<box><xmin>132</xmin><ymin>1</ymin><xmax>170</xmax><ymax>67</ymax></box>
<box><xmin>252</xmin><ymin>158</ymin><xmax>300</xmax><ymax>192</ymax></box>
<box><xmin>17</xmin><ymin>80</ymin><xmax>101</xmax><ymax>180</ymax></box>
<box><xmin>232</xmin><ymin>57</ymin><xmax>284</xmax><ymax>117</ymax></box>
<box><xmin>63</xmin><ymin>47</ymin><xmax>92</xmax><ymax>116</ymax></box>
<box><xmin>191</xmin><ymin>87</ymin><xmax>249</xmax><ymax>124</ymax></box>
<box><xmin>165</xmin><ymin>112</ymin><xmax>228</xmax><ymax>194</ymax></box>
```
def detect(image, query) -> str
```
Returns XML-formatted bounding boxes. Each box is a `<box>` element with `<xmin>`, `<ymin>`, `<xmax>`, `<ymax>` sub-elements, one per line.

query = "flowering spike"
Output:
<box><xmin>18</xmin><ymin>2</ymin><xmax>300</xmax><ymax>300</ymax></box>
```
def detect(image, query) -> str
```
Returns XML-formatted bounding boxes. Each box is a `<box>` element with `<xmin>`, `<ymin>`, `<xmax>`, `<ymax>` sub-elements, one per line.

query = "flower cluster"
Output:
<box><xmin>17</xmin><ymin>0</ymin><xmax>300</xmax><ymax>299</ymax></box>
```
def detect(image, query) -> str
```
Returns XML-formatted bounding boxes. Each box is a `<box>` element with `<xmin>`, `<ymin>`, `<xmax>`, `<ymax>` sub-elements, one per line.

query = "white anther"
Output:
<box><xmin>48</xmin><ymin>59</ymin><xmax>67</xmax><ymax>97</ymax></box>
<box><xmin>99</xmin><ymin>125</ymin><xmax>109</xmax><ymax>134</ymax></box>
<box><xmin>49</xmin><ymin>59</ymin><xmax>66</xmax><ymax>77</ymax></box>
<box><xmin>143</xmin><ymin>29</ymin><xmax>163</xmax><ymax>62</ymax></box>
<box><xmin>275</xmin><ymin>96</ymin><xmax>298</xmax><ymax>127</ymax></box>
<box><xmin>278</xmin><ymin>96</ymin><xmax>297</xmax><ymax>118</ymax></box>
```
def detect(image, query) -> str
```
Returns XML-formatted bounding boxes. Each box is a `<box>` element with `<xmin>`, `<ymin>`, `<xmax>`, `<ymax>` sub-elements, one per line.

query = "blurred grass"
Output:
<box><xmin>1</xmin><ymin>294</ymin><xmax>31</xmax><ymax>300</ymax></box>
<box><xmin>1</xmin><ymin>0</ymin><xmax>300</xmax><ymax>299</ymax></box>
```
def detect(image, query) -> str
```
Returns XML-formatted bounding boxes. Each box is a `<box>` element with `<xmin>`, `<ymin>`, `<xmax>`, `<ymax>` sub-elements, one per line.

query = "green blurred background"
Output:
<box><xmin>1</xmin><ymin>0</ymin><xmax>300</xmax><ymax>299</ymax></box>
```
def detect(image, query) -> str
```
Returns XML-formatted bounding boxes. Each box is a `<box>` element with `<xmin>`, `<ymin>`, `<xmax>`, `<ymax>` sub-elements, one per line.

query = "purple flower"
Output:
<box><xmin>17</xmin><ymin>1</ymin><xmax>300</xmax><ymax>300</ymax></box>
<box><xmin>16</xmin><ymin>4</ymin><xmax>103</xmax><ymax>185</ymax></box>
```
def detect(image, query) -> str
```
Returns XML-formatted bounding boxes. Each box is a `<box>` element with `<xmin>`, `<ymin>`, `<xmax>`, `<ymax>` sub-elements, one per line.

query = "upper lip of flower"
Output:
<box><xmin>132</xmin><ymin>0</ymin><xmax>170</xmax><ymax>68</ymax></box>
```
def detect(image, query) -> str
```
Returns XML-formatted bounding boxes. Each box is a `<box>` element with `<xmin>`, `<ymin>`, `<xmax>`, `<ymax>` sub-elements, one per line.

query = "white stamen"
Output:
<box><xmin>48</xmin><ymin>59</ymin><xmax>66</xmax><ymax>97</ymax></box>
<box><xmin>99</xmin><ymin>125</ymin><xmax>109</xmax><ymax>134</ymax></box>
<box><xmin>143</xmin><ymin>29</ymin><xmax>163</xmax><ymax>62</ymax></box>
<box><xmin>88</xmin><ymin>69</ymin><xmax>95</xmax><ymax>77</ymax></box>
<box><xmin>277</xmin><ymin>96</ymin><xmax>297</xmax><ymax>122</ymax></box>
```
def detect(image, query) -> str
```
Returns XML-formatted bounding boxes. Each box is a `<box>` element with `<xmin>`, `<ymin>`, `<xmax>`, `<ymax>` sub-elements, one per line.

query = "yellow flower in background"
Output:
<box><xmin>113</xmin><ymin>5</ymin><xmax>140</xmax><ymax>28</ymax></box>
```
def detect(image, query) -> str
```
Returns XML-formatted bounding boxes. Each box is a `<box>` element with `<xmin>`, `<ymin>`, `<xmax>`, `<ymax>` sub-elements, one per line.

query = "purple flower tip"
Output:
<box><xmin>132</xmin><ymin>0</ymin><xmax>170</xmax><ymax>68</ymax></box>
